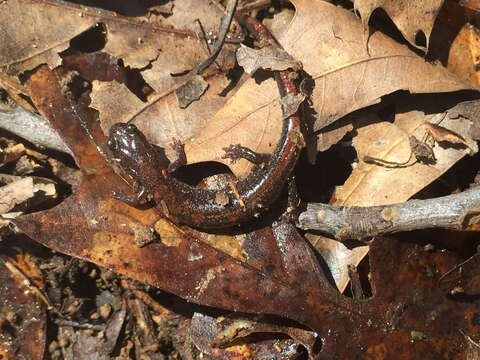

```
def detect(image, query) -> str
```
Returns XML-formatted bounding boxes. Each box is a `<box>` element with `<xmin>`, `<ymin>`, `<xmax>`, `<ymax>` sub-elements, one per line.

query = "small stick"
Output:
<box><xmin>298</xmin><ymin>186</ymin><xmax>480</xmax><ymax>241</ymax></box>
<box><xmin>193</xmin><ymin>0</ymin><xmax>238</xmax><ymax>75</ymax></box>
<box><xmin>53</xmin><ymin>318</ymin><xmax>105</xmax><ymax>330</ymax></box>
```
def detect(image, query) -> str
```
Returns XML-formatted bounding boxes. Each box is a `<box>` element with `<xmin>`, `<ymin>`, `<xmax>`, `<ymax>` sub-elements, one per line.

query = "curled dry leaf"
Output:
<box><xmin>353</xmin><ymin>0</ymin><xmax>445</xmax><ymax>49</ymax></box>
<box><xmin>447</xmin><ymin>23</ymin><xmax>480</xmax><ymax>87</ymax></box>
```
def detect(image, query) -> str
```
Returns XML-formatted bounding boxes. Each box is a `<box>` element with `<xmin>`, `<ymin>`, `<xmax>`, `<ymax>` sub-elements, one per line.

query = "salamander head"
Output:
<box><xmin>107</xmin><ymin>123</ymin><xmax>156</xmax><ymax>178</ymax></box>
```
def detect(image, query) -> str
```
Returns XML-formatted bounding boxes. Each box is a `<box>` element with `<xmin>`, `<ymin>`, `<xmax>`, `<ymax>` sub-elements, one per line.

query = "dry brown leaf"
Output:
<box><xmin>91</xmin><ymin>0</ymin><xmax>471</xmax><ymax>178</ymax></box>
<box><xmin>447</xmin><ymin>23</ymin><xmax>480</xmax><ymax>87</ymax></box>
<box><xmin>335</xmin><ymin>107</ymin><xmax>477</xmax><ymax>205</ymax></box>
<box><xmin>187</xmin><ymin>0</ymin><xmax>472</xmax><ymax>176</ymax></box>
<box><xmin>424</xmin><ymin>122</ymin><xmax>478</xmax><ymax>154</ymax></box>
<box><xmin>0</xmin><ymin>0</ymin><xmax>237</xmax><ymax>98</ymax></box>
<box><xmin>281</xmin><ymin>0</ymin><xmax>470</xmax><ymax>131</ymax></box>
<box><xmin>0</xmin><ymin>1</ymin><xmax>93</xmax><ymax>74</ymax></box>
<box><xmin>91</xmin><ymin>74</ymin><xmax>234</xmax><ymax>160</ymax></box>
<box><xmin>310</xmin><ymin>97</ymin><xmax>480</xmax><ymax>291</ymax></box>
<box><xmin>353</xmin><ymin>0</ymin><xmax>444</xmax><ymax>49</ymax></box>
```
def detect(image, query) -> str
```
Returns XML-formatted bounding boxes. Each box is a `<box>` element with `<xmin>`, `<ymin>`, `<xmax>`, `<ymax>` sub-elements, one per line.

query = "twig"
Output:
<box><xmin>192</xmin><ymin>0</ymin><xmax>238</xmax><ymax>75</ymax></box>
<box><xmin>53</xmin><ymin>318</ymin><xmax>105</xmax><ymax>330</ymax></box>
<box><xmin>298</xmin><ymin>186</ymin><xmax>480</xmax><ymax>241</ymax></box>
<box><xmin>0</xmin><ymin>101</ymin><xmax>71</xmax><ymax>154</ymax></box>
<box><xmin>237</xmin><ymin>0</ymin><xmax>271</xmax><ymax>13</ymax></box>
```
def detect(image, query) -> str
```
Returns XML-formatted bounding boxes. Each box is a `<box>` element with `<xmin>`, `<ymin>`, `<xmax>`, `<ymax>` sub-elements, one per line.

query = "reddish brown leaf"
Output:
<box><xmin>190</xmin><ymin>312</ymin><xmax>317</xmax><ymax>359</ymax></box>
<box><xmin>13</xmin><ymin>66</ymin><xmax>358</xmax><ymax>337</ymax></box>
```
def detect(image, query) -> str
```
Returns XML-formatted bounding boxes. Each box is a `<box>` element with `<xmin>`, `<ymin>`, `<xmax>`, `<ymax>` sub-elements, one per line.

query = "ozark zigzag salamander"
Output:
<box><xmin>107</xmin><ymin>23</ymin><xmax>304</xmax><ymax>229</ymax></box>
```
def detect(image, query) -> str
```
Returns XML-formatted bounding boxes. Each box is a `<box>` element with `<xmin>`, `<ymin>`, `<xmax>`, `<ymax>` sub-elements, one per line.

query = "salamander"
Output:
<box><xmin>107</xmin><ymin>20</ymin><xmax>304</xmax><ymax>229</ymax></box>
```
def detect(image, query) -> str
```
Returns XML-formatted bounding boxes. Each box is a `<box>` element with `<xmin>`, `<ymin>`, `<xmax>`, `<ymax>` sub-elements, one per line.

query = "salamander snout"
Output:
<box><xmin>107</xmin><ymin>123</ymin><xmax>154</xmax><ymax>168</ymax></box>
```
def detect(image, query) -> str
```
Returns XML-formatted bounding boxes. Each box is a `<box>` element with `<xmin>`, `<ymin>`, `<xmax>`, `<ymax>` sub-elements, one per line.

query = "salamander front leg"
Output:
<box><xmin>222</xmin><ymin>144</ymin><xmax>270</xmax><ymax>165</ymax></box>
<box><xmin>167</xmin><ymin>138</ymin><xmax>187</xmax><ymax>173</ymax></box>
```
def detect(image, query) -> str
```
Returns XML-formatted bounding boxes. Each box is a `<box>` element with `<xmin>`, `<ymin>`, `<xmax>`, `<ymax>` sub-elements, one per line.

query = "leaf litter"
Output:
<box><xmin>0</xmin><ymin>0</ymin><xmax>479</xmax><ymax>359</ymax></box>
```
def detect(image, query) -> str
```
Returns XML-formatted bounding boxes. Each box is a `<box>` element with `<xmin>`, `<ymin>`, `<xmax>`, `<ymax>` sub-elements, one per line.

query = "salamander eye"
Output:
<box><xmin>126</xmin><ymin>124</ymin><xmax>137</xmax><ymax>133</ymax></box>
<box><xmin>107</xmin><ymin>138</ymin><xmax>115</xmax><ymax>149</ymax></box>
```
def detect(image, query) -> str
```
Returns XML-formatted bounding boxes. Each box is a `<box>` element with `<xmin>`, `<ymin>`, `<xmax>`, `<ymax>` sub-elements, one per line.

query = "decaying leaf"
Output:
<box><xmin>439</xmin><ymin>251</ymin><xmax>480</xmax><ymax>295</ymax></box>
<box><xmin>190</xmin><ymin>313</ymin><xmax>313</xmax><ymax>359</ymax></box>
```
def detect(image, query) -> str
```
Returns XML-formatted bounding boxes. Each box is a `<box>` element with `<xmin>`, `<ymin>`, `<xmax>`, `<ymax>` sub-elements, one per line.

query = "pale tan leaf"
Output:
<box><xmin>281</xmin><ymin>0</ymin><xmax>470</xmax><ymax>131</ymax></box>
<box><xmin>185</xmin><ymin>77</ymin><xmax>284</xmax><ymax>176</ymax></box>
<box><xmin>92</xmin><ymin>74</ymin><xmax>234</xmax><ymax>163</ymax></box>
<box><xmin>0</xmin><ymin>177</ymin><xmax>34</xmax><ymax>215</ymax></box>
<box><xmin>0</xmin><ymin>2</ymin><xmax>95</xmax><ymax>74</ymax></box>
<box><xmin>447</xmin><ymin>23</ymin><xmax>480</xmax><ymax>87</ymax></box>
<box><xmin>314</xmin><ymin>98</ymin><xmax>480</xmax><ymax>291</ymax></box>
<box><xmin>353</xmin><ymin>0</ymin><xmax>445</xmax><ymax>49</ymax></box>
<box><xmin>335</xmin><ymin>108</ymin><xmax>477</xmax><ymax>206</ymax></box>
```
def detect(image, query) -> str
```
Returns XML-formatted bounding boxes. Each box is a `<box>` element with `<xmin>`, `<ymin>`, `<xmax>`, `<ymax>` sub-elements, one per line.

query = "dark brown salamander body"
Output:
<box><xmin>107</xmin><ymin>69</ymin><xmax>303</xmax><ymax>229</ymax></box>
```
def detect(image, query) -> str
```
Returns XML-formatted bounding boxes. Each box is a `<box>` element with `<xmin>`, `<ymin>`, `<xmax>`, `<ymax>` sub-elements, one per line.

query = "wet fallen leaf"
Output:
<box><xmin>439</xmin><ymin>251</ymin><xmax>480</xmax><ymax>295</ymax></box>
<box><xmin>190</xmin><ymin>312</ymin><xmax>317</xmax><ymax>359</ymax></box>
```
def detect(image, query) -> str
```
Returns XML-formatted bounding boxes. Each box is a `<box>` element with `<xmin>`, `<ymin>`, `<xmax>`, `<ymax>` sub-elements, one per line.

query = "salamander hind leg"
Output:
<box><xmin>222</xmin><ymin>144</ymin><xmax>270</xmax><ymax>165</ymax></box>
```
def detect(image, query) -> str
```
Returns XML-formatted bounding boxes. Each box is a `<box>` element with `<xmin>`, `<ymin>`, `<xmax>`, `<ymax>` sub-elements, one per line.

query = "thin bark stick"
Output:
<box><xmin>298</xmin><ymin>186</ymin><xmax>480</xmax><ymax>241</ymax></box>
<box><xmin>193</xmin><ymin>0</ymin><xmax>238</xmax><ymax>75</ymax></box>
<box><xmin>0</xmin><ymin>103</ymin><xmax>70</xmax><ymax>154</ymax></box>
